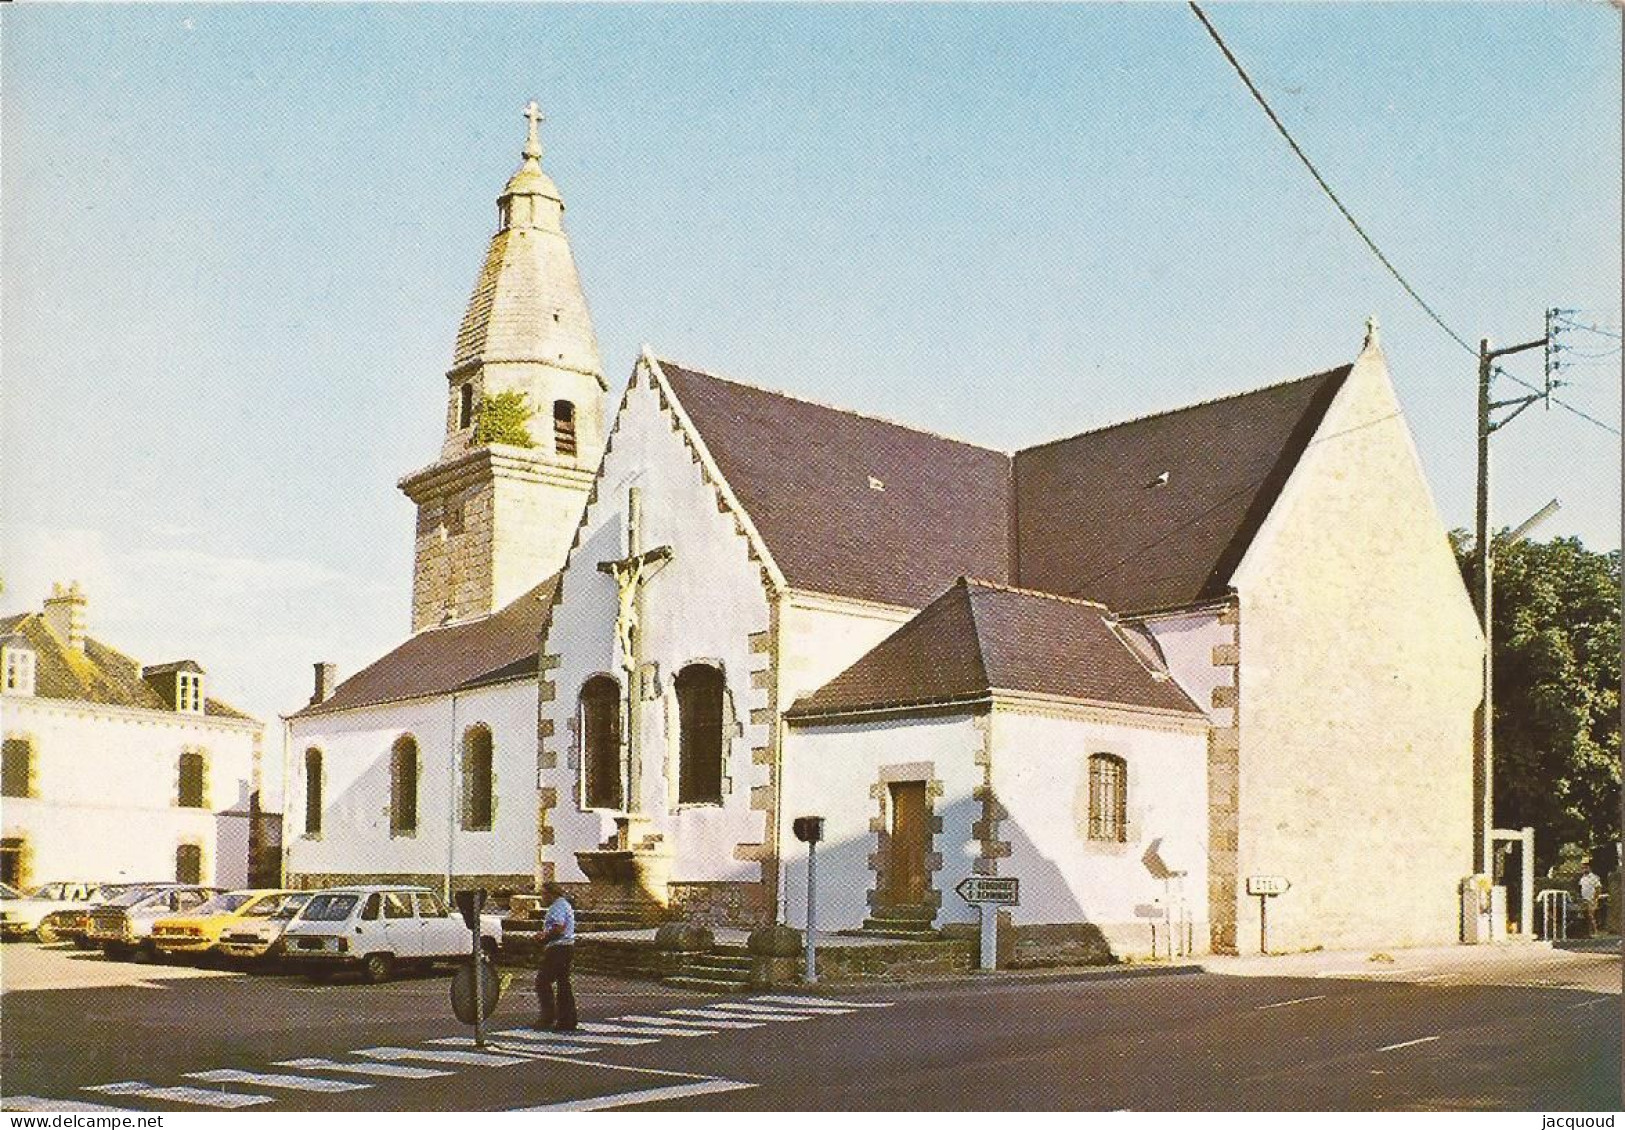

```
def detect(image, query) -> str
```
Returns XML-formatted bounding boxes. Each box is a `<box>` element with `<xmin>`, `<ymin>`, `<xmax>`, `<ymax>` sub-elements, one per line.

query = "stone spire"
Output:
<box><xmin>450</xmin><ymin>101</ymin><xmax>603</xmax><ymax>383</ymax></box>
<box><xmin>399</xmin><ymin>103</ymin><xmax>608</xmax><ymax>633</ymax></box>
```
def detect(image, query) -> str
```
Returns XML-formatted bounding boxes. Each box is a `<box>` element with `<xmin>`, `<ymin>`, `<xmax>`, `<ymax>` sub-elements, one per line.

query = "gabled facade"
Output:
<box><xmin>0</xmin><ymin>584</ymin><xmax>266</xmax><ymax>890</ymax></box>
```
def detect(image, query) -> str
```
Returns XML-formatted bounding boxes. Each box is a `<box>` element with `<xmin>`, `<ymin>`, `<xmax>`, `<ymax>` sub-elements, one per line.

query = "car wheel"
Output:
<box><xmin>361</xmin><ymin>952</ymin><xmax>394</xmax><ymax>984</ymax></box>
<box><xmin>104</xmin><ymin>943</ymin><xmax>132</xmax><ymax>961</ymax></box>
<box><xmin>36</xmin><ymin>923</ymin><xmax>61</xmax><ymax>945</ymax></box>
<box><xmin>72</xmin><ymin>935</ymin><xmax>98</xmax><ymax>951</ymax></box>
<box><xmin>306</xmin><ymin>966</ymin><xmax>333</xmax><ymax>984</ymax></box>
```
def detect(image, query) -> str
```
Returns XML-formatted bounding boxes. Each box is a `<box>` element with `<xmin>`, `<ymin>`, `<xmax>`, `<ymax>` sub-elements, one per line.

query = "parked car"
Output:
<box><xmin>0</xmin><ymin>881</ymin><xmax>102</xmax><ymax>941</ymax></box>
<box><xmin>151</xmin><ymin>889</ymin><xmax>306</xmax><ymax>962</ymax></box>
<box><xmin>216</xmin><ymin>891</ymin><xmax>314</xmax><ymax>964</ymax></box>
<box><xmin>46</xmin><ymin>883</ymin><xmax>147</xmax><ymax>949</ymax></box>
<box><xmin>88</xmin><ymin>885</ymin><xmax>220</xmax><ymax>960</ymax></box>
<box><xmin>281</xmin><ymin>886</ymin><xmax>500</xmax><ymax>984</ymax></box>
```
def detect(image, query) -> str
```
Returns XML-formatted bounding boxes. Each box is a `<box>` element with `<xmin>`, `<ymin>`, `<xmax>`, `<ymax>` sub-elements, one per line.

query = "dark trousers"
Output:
<box><xmin>535</xmin><ymin>943</ymin><xmax>577</xmax><ymax>1029</ymax></box>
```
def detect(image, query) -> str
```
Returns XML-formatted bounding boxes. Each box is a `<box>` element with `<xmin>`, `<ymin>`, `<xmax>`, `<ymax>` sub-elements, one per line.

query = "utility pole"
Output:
<box><xmin>1473</xmin><ymin>326</ymin><xmax>1553</xmax><ymax>877</ymax></box>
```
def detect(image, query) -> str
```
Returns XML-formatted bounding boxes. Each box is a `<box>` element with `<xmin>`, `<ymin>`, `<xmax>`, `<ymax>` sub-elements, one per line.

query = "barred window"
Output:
<box><xmin>391</xmin><ymin>735</ymin><xmax>419</xmax><ymax>836</ymax></box>
<box><xmin>1087</xmin><ymin>753</ymin><xmax>1127</xmax><ymax>843</ymax></box>
<box><xmin>581</xmin><ymin>676</ymin><xmax>622</xmax><ymax>810</ymax></box>
<box><xmin>461</xmin><ymin>725</ymin><xmax>494</xmax><ymax>831</ymax></box>
<box><xmin>554</xmin><ymin>400</ymin><xmax>577</xmax><ymax>458</ymax></box>
<box><xmin>676</xmin><ymin>664</ymin><xmax>725</xmax><ymax>805</ymax></box>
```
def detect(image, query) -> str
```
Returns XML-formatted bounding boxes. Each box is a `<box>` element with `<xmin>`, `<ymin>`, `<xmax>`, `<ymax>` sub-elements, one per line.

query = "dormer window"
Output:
<box><xmin>177</xmin><ymin>671</ymin><xmax>203</xmax><ymax>713</ymax></box>
<box><xmin>3</xmin><ymin>647</ymin><xmax>36</xmax><ymax>696</ymax></box>
<box><xmin>553</xmin><ymin>400</ymin><xmax>577</xmax><ymax>458</ymax></box>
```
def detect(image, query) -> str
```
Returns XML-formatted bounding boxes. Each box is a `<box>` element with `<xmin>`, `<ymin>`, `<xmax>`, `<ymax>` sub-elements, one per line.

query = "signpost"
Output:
<box><xmin>452</xmin><ymin>889</ymin><xmax>489</xmax><ymax>1046</ymax></box>
<box><xmin>955</xmin><ymin>876</ymin><xmax>1019</xmax><ymax>971</ymax></box>
<box><xmin>1245</xmin><ymin>875</ymin><xmax>1290</xmax><ymax>955</ymax></box>
<box><xmin>792</xmin><ymin>816</ymin><xmax>825</xmax><ymax>985</ymax></box>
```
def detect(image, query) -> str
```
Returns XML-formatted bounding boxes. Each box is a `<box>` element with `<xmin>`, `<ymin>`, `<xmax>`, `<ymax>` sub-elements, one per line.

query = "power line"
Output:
<box><xmin>1554</xmin><ymin>315</ymin><xmax>1622</xmax><ymax>341</ymax></box>
<box><xmin>1188</xmin><ymin>2</ymin><xmax>1621</xmax><ymax>440</ymax></box>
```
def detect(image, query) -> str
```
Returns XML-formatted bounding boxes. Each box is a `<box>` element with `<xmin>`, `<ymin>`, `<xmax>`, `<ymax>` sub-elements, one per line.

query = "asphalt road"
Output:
<box><xmin>1</xmin><ymin>941</ymin><xmax>1617</xmax><ymax>1112</ymax></box>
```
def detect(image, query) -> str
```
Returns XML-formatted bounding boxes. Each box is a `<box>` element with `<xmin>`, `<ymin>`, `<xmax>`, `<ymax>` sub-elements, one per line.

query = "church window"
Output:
<box><xmin>462</xmin><ymin>725</ymin><xmax>495</xmax><ymax>831</ymax></box>
<box><xmin>554</xmin><ymin>400</ymin><xmax>577</xmax><ymax>458</ymax></box>
<box><xmin>177</xmin><ymin>750</ymin><xmax>207</xmax><ymax>808</ymax></box>
<box><xmin>2</xmin><ymin>738</ymin><xmax>34</xmax><ymax>798</ymax></box>
<box><xmin>175</xmin><ymin>843</ymin><xmax>203</xmax><ymax>884</ymax></box>
<box><xmin>3</xmin><ymin>647</ymin><xmax>35</xmax><ymax>696</ymax></box>
<box><xmin>391</xmin><ymin>735</ymin><xmax>419</xmax><ymax>836</ymax></box>
<box><xmin>581</xmin><ymin>676</ymin><xmax>622</xmax><ymax>810</ymax></box>
<box><xmin>304</xmin><ymin>748</ymin><xmax>323</xmax><ymax>836</ymax></box>
<box><xmin>1087</xmin><ymin>754</ymin><xmax>1128</xmax><ymax>843</ymax></box>
<box><xmin>176</xmin><ymin>672</ymin><xmax>203</xmax><ymax>713</ymax></box>
<box><xmin>676</xmin><ymin>664</ymin><xmax>725</xmax><ymax>805</ymax></box>
<box><xmin>459</xmin><ymin>384</ymin><xmax>476</xmax><ymax>430</ymax></box>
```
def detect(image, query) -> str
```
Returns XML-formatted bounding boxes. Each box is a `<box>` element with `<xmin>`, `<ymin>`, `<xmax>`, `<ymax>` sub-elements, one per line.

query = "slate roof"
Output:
<box><xmin>659</xmin><ymin>361</ymin><xmax>1012</xmax><ymax>608</ymax></box>
<box><xmin>656</xmin><ymin>358</ymin><xmax>1349</xmax><ymax>615</ymax></box>
<box><xmin>0</xmin><ymin>613</ymin><xmax>255</xmax><ymax>720</ymax></box>
<box><xmin>1012</xmin><ymin>366</ymin><xmax>1350</xmax><ymax>612</ymax></box>
<box><xmin>786</xmin><ymin>578</ymin><xmax>1204</xmax><ymax>721</ymax></box>
<box><xmin>288</xmin><ymin>576</ymin><xmax>558</xmax><ymax>719</ymax></box>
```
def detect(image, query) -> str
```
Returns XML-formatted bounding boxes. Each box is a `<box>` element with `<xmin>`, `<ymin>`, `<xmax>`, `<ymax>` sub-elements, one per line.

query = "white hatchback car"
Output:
<box><xmin>0</xmin><ymin>881</ymin><xmax>102</xmax><ymax>941</ymax></box>
<box><xmin>280</xmin><ymin>886</ymin><xmax>500</xmax><ymax>983</ymax></box>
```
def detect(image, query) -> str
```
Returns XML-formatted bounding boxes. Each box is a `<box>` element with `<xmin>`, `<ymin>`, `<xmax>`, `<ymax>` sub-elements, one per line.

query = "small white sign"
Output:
<box><xmin>1246</xmin><ymin>875</ymin><xmax>1291</xmax><ymax>897</ymax></box>
<box><xmin>956</xmin><ymin>876</ymin><xmax>1020</xmax><ymax>906</ymax></box>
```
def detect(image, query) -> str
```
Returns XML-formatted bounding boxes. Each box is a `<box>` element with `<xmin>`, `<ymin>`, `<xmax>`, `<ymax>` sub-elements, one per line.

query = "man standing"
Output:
<box><xmin>1578</xmin><ymin>866</ymin><xmax>1603</xmax><ymax>935</ymax></box>
<box><xmin>535</xmin><ymin>881</ymin><xmax>577</xmax><ymax>1031</ymax></box>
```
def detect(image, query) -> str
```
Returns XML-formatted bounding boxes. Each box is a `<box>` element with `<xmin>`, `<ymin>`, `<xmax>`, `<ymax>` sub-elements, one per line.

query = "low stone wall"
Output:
<box><xmin>285</xmin><ymin>872</ymin><xmax>532</xmax><ymax>898</ymax></box>
<box><xmin>666</xmin><ymin>881</ymin><xmax>773</xmax><ymax>928</ymax></box>
<box><xmin>753</xmin><ymin>940</ymin><xmax>976</xmax><ymax>986</ymax></box>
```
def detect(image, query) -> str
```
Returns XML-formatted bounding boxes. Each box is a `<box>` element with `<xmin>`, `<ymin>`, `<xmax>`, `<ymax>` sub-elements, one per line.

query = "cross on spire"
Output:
<box><xmin>523</xmin><ymin>100</ymin><xmax>545</xmax><ymax>160</ymax></box>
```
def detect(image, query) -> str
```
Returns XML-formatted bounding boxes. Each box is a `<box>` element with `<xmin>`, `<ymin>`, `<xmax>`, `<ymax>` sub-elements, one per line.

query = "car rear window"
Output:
<box><xmin>195</xmin><ymin>892</ymin><xmax>256</xmax><ymax>915</ymax></box>
<box><xmin>301</xmin><ymin>894</ymin><xmax>359</xmax><ymax>922</ymax></box>
<box><xmin>272</xmin><ymin>893</ymin><xmax>313</xmax><ymax>919</ymax></box>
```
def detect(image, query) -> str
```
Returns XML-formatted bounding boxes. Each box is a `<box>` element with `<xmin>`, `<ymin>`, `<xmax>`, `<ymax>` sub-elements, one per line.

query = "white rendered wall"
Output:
<box><xmin>1</xmin><ymin>695</ymin><xmax>260</xmax><ymax>888</ymax></box>
<box><xmin>781</xmin><ymin>714</ymin><xmax>984</xmax><ymax>931</ymax></box>
<box><xmin>988</xmin><ymin>708</ymin><xmax>1209</xmax><ymax>933</ymax></box>
<box><xmin>540</xmin><ymin>370</ymin><xmax>773</xmax><ymax>884</ymax></box>
<box><xmin>1230</xmin><ymin>347</ymin><xmax>1482</xmax><ymax>950</ymax></box>
<box><xmin>284</xmin><ymin>678</ymin><xmax>538</xmax><ymax>883</ymax></box>
<box><xmin>1142</xmin><ymin>611</ymin><xmax>1233</xmax><ymax>730</ymax></box>
<box><xmin>777</xmin><ymin>594</ymin><xmax>915</xmax><ymax>706</ymax></box>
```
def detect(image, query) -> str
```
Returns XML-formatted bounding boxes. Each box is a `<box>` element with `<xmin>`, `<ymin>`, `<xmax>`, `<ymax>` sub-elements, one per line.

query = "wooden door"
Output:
<box><xmin>887</xmin><ymin>781</ymin><xmax>929</xmax><ymax>905</ymax></box>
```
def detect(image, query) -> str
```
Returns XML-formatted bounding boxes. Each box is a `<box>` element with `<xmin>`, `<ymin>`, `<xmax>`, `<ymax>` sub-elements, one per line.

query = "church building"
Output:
<box><xmin>290</xmin><ymin>106</ymin><xmax>1482</xmax><ymax>957</ymax></box>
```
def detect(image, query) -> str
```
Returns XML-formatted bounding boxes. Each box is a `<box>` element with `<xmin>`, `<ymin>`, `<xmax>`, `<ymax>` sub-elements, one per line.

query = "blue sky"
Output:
<box><xmin>3</xmin><ymin>4</ymin><xmax>1619</xmax><ymax>755</ymax></box>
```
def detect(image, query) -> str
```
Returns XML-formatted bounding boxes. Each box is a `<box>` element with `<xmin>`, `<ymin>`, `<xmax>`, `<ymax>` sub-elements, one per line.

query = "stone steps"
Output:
<box><xmin>666</xmin><ymin>945</ymin><xmax>754</xmax><ymax>993</ymax></box>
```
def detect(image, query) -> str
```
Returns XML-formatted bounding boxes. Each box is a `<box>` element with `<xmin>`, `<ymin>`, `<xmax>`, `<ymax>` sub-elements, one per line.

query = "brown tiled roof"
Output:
<box><xmin>658</xmin><ymin>361</ymin><xmax>1013</xmax><ymax>608</ymax></box>
<box><xmin>289</xmin><ymin>576</ymin><xmax>557</xmax><ymax>718</ymax></box>
<box><xmin>656</xmin><ymin>358</ymin><xmax>1349</xmax><ymax>616</ymax></box>
<box><xmin>1012</xmin><ymin>366</ymin><xmax>1350</xmax><ymax>612</ymax></box>
<box><xmin>787</xmin><ymin>578</ymin><xmax>1204</xmax><ymax>720</ymax></box>
<box><xmin>0</xmin><ymin>613</ymin><xmax>255</xmax><ymax>720</ymax></box>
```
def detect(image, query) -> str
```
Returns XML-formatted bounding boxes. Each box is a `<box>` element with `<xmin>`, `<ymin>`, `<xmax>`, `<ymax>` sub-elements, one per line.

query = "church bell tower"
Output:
<box><xmin>399</xmin><ymin>103</ymin><xmax>608</xmax><ymax>632</ymax></box>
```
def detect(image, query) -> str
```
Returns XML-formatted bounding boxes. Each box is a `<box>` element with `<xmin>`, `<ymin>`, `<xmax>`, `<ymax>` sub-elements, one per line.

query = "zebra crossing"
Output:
<box><xmin>5</xmin><ymin>994</ymin><xmax>893</xmax><ymax>1112</ymax></box>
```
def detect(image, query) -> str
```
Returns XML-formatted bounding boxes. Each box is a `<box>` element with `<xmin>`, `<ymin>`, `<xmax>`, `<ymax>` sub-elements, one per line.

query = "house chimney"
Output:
<box><xmin>42</xmin><ymin>582</ymin><xmax>88</xmax><ymax>652</ymax></box>
<box><xmin>311</xmin><ymin>661</ymin><xmax>337</xmax><ymax>705</ymax></box>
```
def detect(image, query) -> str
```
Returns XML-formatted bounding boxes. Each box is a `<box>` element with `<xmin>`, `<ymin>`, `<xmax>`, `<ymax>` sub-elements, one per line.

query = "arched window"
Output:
<box><xmin>462</xmin><ymin>725</ymin><xmax>495</xmax><ymax>831</ymax></box>
<box><xmin>581</xmin><ymin>676</ymin><xmax>622</xmax><ymax>810</ymax></box>
<box><xmin>391</xmin><ymin>735</ymin><xmax>419</xmax><ymax>836</ymax></box>
<box><xmin>676</xmin><ymin>664</ymin><xmax>725</xmax><ymax>805</ymax></box>
<box><xmin>175</xmin><ymin>843</ymin><xmax>202</xmax><ymax>884</ymax></box>
<box><xmin>304</xmin><ymin>748</ymin><xmax>323</xmax><ymax>836</ymax></box>
<box><xmin>1087</xmin><ymin>753</ymin><xmax>1128</xmax><ymax>843</ymax></box>
<box><xmin>458</xmin><ymin>383</ymin><xmax>475</xmax><ymax>430</ymax></box>
<box><xmin>2</xmin><ymin>737</ymin><xmax>33</xmax><ymax>798</ymax></box>
<box><xmin>177</xmin><ymin>750</ymin><xmax>207</xmax><ymax>808</ymax></box>
<box><xmin>553</xmin><ymin>400</ymin><xmax>577</xmax><ymax>458</ymax></box>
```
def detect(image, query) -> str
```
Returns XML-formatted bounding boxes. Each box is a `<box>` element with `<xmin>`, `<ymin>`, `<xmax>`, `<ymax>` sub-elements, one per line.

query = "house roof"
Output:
<box><xmin>659</xmin><ymin>360</ymin><xmax>1013</xmax><ymax>608</ymax></box>
<box><xmin>289</xmin><ymin>576</ymin><xmax>557</xmax><ymax>718</ymax></box>
<box><xmin>1011</xmin><ymin>366</ymin><xmax>1350</xmax><ymax>612</ymax></box>
<box><xmin>0</xmin><ymin>612</ymin><xmax>254</xmax><ymax>720</ymax></box>
<box><xmin>656</xmin><ymin>358</ymin><xmax>1349</xmax><ymax>616</ymax></box>
<box><xmin>786</xmin><ymin>578</ymin><xmax>1204</xmax><ymax>721</ymax></box>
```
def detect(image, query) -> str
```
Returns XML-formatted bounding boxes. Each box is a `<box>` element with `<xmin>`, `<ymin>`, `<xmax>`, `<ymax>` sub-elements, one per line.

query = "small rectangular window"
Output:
<box><xmin>176</xmin><ymin>672</ymin><xmax>203</xmax><ymax>713</ymax></box>
<box><xmin>3</xmin><ymin>650</ymin><xmax>36</xmax><ymax>696</ymax></box>
<box><xmin>2</xmin><ymin>739</ymin><xmax>33</xmax><ymax>799</ymax></box>
<box><xmin>177</xmin><ymin>751</ymin><xmax>207</xmax><ymax>808</ymax></box>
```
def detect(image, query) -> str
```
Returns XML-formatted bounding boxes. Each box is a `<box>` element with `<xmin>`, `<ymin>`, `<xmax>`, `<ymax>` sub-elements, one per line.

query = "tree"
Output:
<box><xmin>473</xmin><ymin>390</ymin><xmax>536</xmax><ymax>448</ymax></box>
<box><xmin>1452</xmin><ymin>531</ymin><xmax>1621</xmax><ymax>875</ymax></box>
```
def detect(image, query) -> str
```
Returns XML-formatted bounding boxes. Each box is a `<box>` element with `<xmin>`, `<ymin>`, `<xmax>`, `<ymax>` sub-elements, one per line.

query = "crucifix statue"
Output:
<box><xmin>597</xmin><ymin>487</ymin><xmax>672</xmax><ymax>825</ymax></box>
